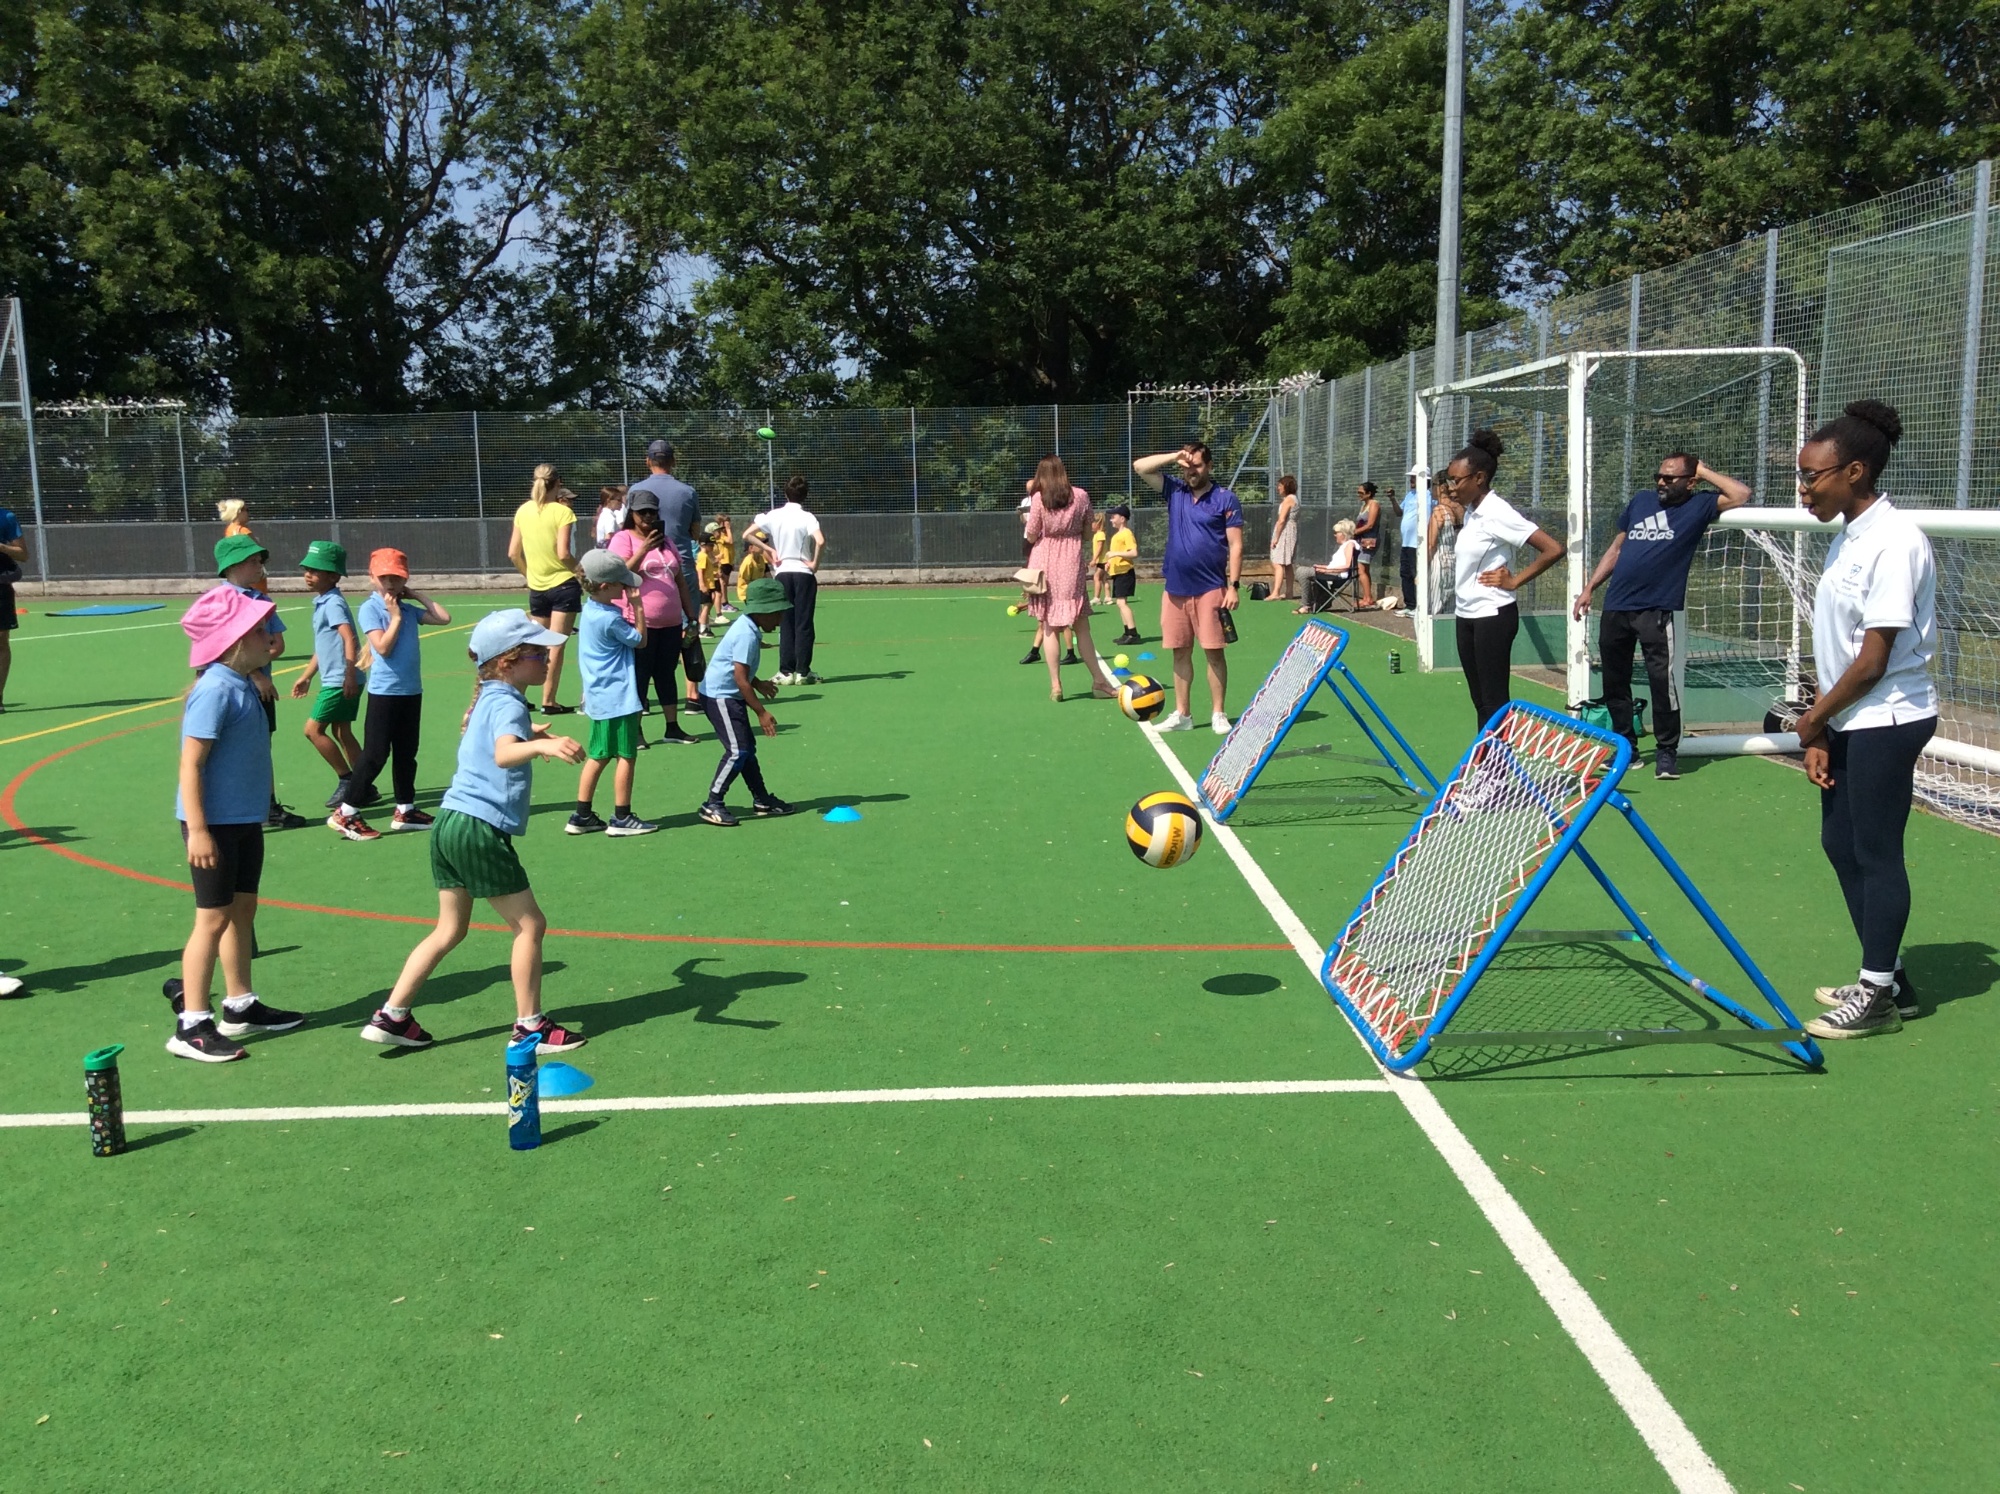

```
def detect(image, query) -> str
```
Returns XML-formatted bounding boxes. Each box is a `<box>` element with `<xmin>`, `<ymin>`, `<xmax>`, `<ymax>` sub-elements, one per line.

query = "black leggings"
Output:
<box><xmin>633</xmin><ymin>624</ymin><xmax>684</xmax><ymax>713</ymax></box>
<box><xmin>1455</xmin><ymin>606</ymin><xmax>1518</xmax><ymax>731</ymax></box>
<box><xmin>1821</xmin><ymin>717</ymin><xmax>1935</xmax><ymax>974</ymax></box>
<box><xmin>350</xmin><ymin>693</ymin><xmax>423</xmax><ymax>805</ymax></box>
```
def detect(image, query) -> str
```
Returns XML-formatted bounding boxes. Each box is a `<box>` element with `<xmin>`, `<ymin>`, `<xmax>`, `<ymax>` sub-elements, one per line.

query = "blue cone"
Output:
<box><xmin>1112</xmin><ymin>668</ymin><xmax>1131</xmax><ymax>680</ymax></box>
<box><xmin>1137</xmin><ymin>651</ymin><xmax>1156</xmax><ymax>661</ymax></box>
<box><xmin>822</xmin><ymin>805</ymin><xmax>863</xmax><ymax>823</ymax></box>
<box><xmin>537</xmin><ymin>1061</ymin><xmax>594</xmax><ymax>1097</ymax></box>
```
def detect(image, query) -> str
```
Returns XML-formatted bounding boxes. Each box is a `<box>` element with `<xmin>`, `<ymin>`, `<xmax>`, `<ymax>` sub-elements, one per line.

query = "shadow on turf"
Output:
<box><xmin>811</xmin><ymin>670</ymin><xmax>912</xmax><ymax>684</ymax></box>
<box><xmin>125</xmin><ymin>1126</ymin><xmax>200</xmax><ymax>1152</ymax></box>
<box><xmin>539</xmin><ymin>1118</ymin><xmax>605</xmax><ymax>1145</ymax></box>
<box><xmin>1902</xmin><ymin>941</ymin><xmax>2000</xmax><ymax>1015</ymax></box>
<box><xmin>347</xmin><ymin>961</ymin><xmax>571</xmax><ymax>1048</ymax></box>
<box><xmin>3</xmin><ymin>946</ymin><xmax>180</xmax><ymax>993</ymax></box>
<box><xmin>1203</xmin><ymin>972</ymin><xmax>1284</xmax><ymax>995</ymax></box>
<box><xmin>0</xmin><ymin>823</ymin><xmax>82</xmax><ymax>851</ymax></box>
<box><xmin>1221</xmin><ymin>773</ymin><xmax>1423</xmax><ymax>828</ymax></box>
<box><xmin>529</xmin><ymin>792</ymin><xmax>909</xmax><ymax>831</ymax></box>
<box><xmin>0</xmin><ymin>697</ymin><xmax>165</xmax><ymax>716</ymax></box>
<box><xmin>566</xmin><ymin>956</ymin><xmax>805</xmax><ymax>1034</ymax></box>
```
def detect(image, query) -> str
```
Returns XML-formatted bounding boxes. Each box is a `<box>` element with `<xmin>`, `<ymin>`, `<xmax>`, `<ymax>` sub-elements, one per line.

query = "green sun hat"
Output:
<box><xmin>741</xmin><ymin>577</ymin><xmax>791</xmax><ymax>614</ymax></box>
<box><xmin>299</xmin><ymin>539</ymin><xmax>347</xmax><ymax>576</ymax></box>
<box><xmin>214</xmin><ymin>533</ymin><xmax>270</xmax><ymax>576</ymax></box>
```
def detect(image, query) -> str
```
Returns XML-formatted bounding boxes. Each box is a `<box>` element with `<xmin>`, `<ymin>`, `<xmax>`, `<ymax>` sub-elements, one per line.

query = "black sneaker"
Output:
<box><xmin>658</xmin><ymin>727</ymin><xmax>697</xmax><ymax>744</ymax></box>
<box><xmin>166</xmin><ymin>1016</ymin><xmax>247</xmax><ymax>1063</ymax></box>
<box><xmin>1815</xmin><ymin>969</ymin><xmax>1919</xmax><ymax>1019</ymax></box>
<box><xmin>324</xmin><ymin>778</ymin><xmax>351</xmax><ymax>810</ymax></box>
<box><xmin>512</xmin><ymin>1017</ymin><xmax>586</xmax><ymax>1052</ymax></box>
<box><xmin>266</xmin><ymin>802</ymin><xmax>311</xmax><ymax>830</ymax></box>
<box><xmin>1019</xmin><ymin>647</ymin><xmax>1041</xmax><ymax>665</ymax></box>
<box><xmin>361</xmin><ymin>1008</ymin><xmax>435</xmax><ymax>1048</ymax></box>
<box><xmin>216</xmin><ymin>999</ymin><xmax>306</xmax><ymax>1036</ymax></box>
<box><xmin>1654</xmin><ymin>750</ymin><xmax>1680</xmax><ymax>781</ymax></box>
<box><xmin>697</xmin><ymin>801</ymin><xmax>739</xmax><ymax>827</ymax></box>
<box><xmin>606</xmin><ymin>811</ymin><xmax>660</xmax><ymax>837</ymax></box>
<box><xmin>164</xmin><ymin>976</ymin><xmax>185</xmax><ymax>1015</ymax></box>
<box><xmin>1061</xmin><ymin>649</ymin><xmax>1081</xmax><ymax>666</ymax></box>
<box><xmin>752</xmin><ymin>797</ymin><xmax>796</xmax><ymax>817</ymax></box>
<box><xmin>681</xmin><ymin>699</ymin><xmax>705</xmax><ymax>715</ymax></box>
<box><xmin>566</xmin><ymin>809</ymin><xmax>609</xmax><ymax>835</ymax></box>
<box><xmin>1803</xmin><ymin>981</ymin><xmax>1904</xmax><ymax>1040</ymax></box>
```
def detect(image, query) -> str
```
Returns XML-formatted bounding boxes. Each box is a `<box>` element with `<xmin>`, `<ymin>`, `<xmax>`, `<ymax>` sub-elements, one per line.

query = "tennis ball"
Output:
<box><xmin>1006</xmin><ymin>604</ymin><xmax>1021</xmax><ymax>617</ymax></box>
<box><xmin>756</xmin><ymin>426</ymin><xmax>777</xmax><ymax>440</ymax></box>
<box><xmin>1112</xmin><ymin>653</ymin><xmax>1130</xmax><ymax>669</ymax></box>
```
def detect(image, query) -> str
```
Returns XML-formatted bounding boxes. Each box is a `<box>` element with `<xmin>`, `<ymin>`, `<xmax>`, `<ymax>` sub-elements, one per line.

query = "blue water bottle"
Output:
<box><xmin>506</xmin><ymin>1033</ymin><xmax>542</xmax><ymax>1151</ymax></box>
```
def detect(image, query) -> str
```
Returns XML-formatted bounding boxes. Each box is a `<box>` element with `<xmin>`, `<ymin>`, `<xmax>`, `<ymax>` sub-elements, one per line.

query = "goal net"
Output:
<box><xmin>1415</xmin><ymin>347</ymin><xmax>2000</xmax><ymax>836</ymax></box>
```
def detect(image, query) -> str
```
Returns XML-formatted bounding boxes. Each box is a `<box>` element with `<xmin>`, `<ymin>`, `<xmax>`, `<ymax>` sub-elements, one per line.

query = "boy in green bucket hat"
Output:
<box><xmin>695</xmin><ymin>576</ymin><xmax>795</xmax><ymax>826</ymax></box>
<box><xmin>287</xmin><ymin>540</ymin><xmax>372</xmax><ymax>828</ymax></box>
<box><xmin>213</xmin><ymin>533</ymin><xmax>308</xmax><ymax>829</ymax></box>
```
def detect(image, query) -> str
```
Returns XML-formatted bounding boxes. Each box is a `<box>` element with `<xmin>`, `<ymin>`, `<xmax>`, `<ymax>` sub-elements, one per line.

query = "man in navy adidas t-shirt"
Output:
<box><xmin>1573</xmin><ymin>453</ymin><xmax>1750</xmax><ymax>778</ymax></box>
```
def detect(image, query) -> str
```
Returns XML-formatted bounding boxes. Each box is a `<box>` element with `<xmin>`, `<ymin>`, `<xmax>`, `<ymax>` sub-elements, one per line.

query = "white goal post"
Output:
<box><xmin>1410</xmin><ymin>346</ymin><xmax>2000</xmax><ymax>833</ymax></box>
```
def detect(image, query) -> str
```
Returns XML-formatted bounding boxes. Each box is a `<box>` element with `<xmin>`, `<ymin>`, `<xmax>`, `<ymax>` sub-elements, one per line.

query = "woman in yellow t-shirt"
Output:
<box><xmin>507</xmin><ymin>462</ymin><xmax>582</xmax><ymax>713</ymax></box>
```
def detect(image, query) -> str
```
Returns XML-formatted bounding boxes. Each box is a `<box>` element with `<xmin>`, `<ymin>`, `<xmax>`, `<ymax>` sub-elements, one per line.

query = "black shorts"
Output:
<box><xmin>0</xmin><ymin>583</ymin><xmax>14</xmax><ymax>631</ymax></box>
<box><xmin>1110</xmin><ymin>571</ymin><xmax>1137</xmax><ymax>599</ymax></box>
<box><xmin>181</xmin><ymin>821</ymin><xmax>266</xmax><ymax>909</ymax></box>
<box><xmin>527</xmin><ymin>579</ymin><xmax>582</xmax><ymax>618</ymax></box>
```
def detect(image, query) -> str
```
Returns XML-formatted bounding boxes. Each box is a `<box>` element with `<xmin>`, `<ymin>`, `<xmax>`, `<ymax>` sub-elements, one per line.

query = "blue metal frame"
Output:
<box><xmin>1198</xmin><ymin>620</ymin><xmax>1437</xmax><ymax>821</ymax></box>
<box><xmin>1318</xmin><ymin>700</ymin><xmax>1821</xmax><ymax>1073</ymax></box>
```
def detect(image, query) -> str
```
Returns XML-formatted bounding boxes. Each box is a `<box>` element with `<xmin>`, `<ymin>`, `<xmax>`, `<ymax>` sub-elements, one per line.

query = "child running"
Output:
<box><xmin>568</xmin><ymin>549</ymin><xmax>660</xmax><ymax>836</ymax></box>
<box><xmin>360</xmin><ymin>611</ymin><xmax>590</xmax><ymax>1052</ymax></box>
<box><xmin>696</xmin><ymin>576</ymin><xmax>797</xmax><ymax>826</ymax></box>
<box><xmin>290</xmin><ymin>540</ymin><xmax>364</xmax><ymax>811</ymax></box>
<box><xmin>336</xmin><ymin>548</ymin><xmax>451</xmax><ymax>839</ymax></box>
<box><xmin>162</xmin><ymin>586</ymin><xmax>307</xmax><ymax>1062</ymax></box>
<box><xmin>215</xmin><ymin>534</ymin><xmax>309</xmax><ymax>829</ymax></box>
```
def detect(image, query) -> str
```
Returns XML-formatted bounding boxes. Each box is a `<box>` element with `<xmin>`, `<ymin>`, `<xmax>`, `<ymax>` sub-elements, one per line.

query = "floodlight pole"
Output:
<box><xmin>1433</xmin><ymin>0</ymin><xmax>1466</xmax><ymax>401</ymax></box>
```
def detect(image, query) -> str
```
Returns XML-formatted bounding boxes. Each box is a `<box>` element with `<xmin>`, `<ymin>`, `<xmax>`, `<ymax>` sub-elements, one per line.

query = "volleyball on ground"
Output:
<box><xmin>1126</xmin><ymin>791</ymin><xmax>1204</xmax><ymax>868</ymax></box>
<box><xmin>1117</xmin><ymin>673</ymin><xmax>1165</xmax><ymax>722</ymax></box>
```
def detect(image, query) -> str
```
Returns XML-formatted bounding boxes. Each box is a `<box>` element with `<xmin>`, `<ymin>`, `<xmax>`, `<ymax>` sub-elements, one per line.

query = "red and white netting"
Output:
<box><xmin>1326</xmin><ymin>710</ymin><xmax>1620</xmax><ymax>1060</ymax></box>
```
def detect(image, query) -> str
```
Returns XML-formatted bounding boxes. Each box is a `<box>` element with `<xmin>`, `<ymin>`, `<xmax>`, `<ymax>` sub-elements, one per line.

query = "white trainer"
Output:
<box><xmin>1210</xmin><ymin>712</ymin><xmax>1232</xmax><ymax>733</ymax></box>
<box><xmin>1153</xmin><ymin>711</ymin><xmax>1194</xmax><ymax>732</ymax></box>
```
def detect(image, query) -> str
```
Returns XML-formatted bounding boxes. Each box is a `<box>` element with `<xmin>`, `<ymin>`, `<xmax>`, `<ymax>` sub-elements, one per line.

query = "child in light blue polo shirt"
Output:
<box><xmin>361</xmin><ymin>611</ymin><xmax>590</xmax><ymax>1053</ymax></box>
<box><xmin>695</xmin><ymin>576</ymin><xmax>796</xmax><ymax>827</ymax></box>
<box><xmin>568</xmin><ymin>549</ymin><xmax>657</xmax><ymax>837</ymax></box>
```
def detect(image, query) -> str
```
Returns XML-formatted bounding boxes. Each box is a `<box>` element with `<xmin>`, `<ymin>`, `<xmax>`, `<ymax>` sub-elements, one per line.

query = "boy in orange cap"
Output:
<box><xmin>336</xmin><ymin>548</ymin><xmax>451</xmax><ymax>838</ymax></box>
<box><xmin>162</xmin><ymin>586</ymin><xmax>308</xmax><ymax>1062</ymax></box>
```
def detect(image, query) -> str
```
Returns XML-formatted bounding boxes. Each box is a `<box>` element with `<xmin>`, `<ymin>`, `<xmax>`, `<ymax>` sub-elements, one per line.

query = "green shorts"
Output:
<box><xmin>587</xmin><ymin>712</ymin><xmax>642</xmax><ymax>761</ymax></box>
<box><xmin>430</xmin><ymin>808</ymin><xmax>531</xmax><ymax>899</ymax></box>
<box><xmin>310</xmin><ymin>682</ymin><xmax>361</xmax><ymax>724</ymax></box>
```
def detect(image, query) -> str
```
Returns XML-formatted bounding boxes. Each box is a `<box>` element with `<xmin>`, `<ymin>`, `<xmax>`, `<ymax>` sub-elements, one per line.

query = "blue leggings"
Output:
<box><xmin>1820</xmin><ymin>717</ymin><xmax>1934</xmax><ymax>972</ymax></box>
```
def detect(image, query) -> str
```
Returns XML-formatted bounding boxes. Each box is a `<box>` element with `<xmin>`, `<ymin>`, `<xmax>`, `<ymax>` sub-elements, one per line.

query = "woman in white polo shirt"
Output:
<box><xmin>1787</xmin><ymin>401</ymin><xmax>1936</xmax><ymax>1041</ymax></box>
<box><xmin>1429</xmin><ymin>430</ymin><xmax>1565</xmax><ymax>731</ymax></box>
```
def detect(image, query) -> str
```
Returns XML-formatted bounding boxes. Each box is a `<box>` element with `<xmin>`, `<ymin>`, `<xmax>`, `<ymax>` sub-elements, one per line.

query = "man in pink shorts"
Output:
<box><xmin>1133</xmin><ymin>441</ymin><xmax>1243</xmax><ymax>732</ymax></box>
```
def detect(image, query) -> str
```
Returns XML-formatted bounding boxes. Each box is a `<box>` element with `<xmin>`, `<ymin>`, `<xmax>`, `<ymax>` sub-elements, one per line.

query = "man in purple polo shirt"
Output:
<box><xmin>1134</xmin><ymin>441</ymin><xmax>1243</xmax><ymax>732</ymax></box>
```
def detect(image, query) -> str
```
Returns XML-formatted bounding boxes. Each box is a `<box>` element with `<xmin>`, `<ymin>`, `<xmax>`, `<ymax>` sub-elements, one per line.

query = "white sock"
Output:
<box><xmin>223</xmin><ymin>993</ymin><xmax>257</xmax><ymax>1014</ymax></box>
<box><xmin>340</xmin><ymin>802</ymin><xmax>358</xmax><ymax>816</ymax></box>
<box><xmin>384</xmin><ymin>1004</ymin><xmax>411</xmax><ymax>1022</ymax></box>
<box><xmin>178</xmin><ymin>1009</ymin><xmax>211</xmax><ymax>1030</ymax></box>
<box><xmin>1858</xmin><ymin>968</ymin><xmax>1896</xmax><ymax>989</ymax></box>
<box><xmin>397</xmin><ymin>803</ymin><xmax>415</xmax><ymax>815</ymax></box>
<box><xmin>517</xmin><ymin>1013</ymin><xmax>545</xmax><ymax>1030</ymax></box>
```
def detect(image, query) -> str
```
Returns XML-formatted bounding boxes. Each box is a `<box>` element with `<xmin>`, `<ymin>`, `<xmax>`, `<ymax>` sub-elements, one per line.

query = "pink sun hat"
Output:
<box><xmin>181</xmin><ymin>584</ymin><xmax>276</xmax><ymax>668</ymax></box>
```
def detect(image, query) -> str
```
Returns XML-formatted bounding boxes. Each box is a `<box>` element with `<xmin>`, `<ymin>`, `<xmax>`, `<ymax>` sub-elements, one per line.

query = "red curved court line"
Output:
<box><xmin>1</xmin><ymin>721</ymin><xmax>1291</xmax><ymax>956</ymax></box>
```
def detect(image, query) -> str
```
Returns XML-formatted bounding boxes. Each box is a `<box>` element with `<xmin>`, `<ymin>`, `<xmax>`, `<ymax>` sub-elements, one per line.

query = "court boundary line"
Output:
<box><xmin>1131</xmin><ymin>705</ymin><xmax>1733</xmax><ymax>1494</ymax></box>
<box><xmin>0</xmin><ymin>1078</ymin><xmax>1393</xmax><ymax>1128</ymax></box>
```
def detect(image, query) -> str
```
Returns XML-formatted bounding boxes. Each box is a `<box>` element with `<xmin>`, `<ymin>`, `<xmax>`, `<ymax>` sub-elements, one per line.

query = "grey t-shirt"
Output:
<box><xmin>627</xmin><ymin>472</ymin><xmax>701</xmax><ymax>581</ymax></box>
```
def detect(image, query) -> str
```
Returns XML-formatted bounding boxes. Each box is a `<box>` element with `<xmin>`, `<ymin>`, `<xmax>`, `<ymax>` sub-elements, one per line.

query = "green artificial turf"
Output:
<box><xmin>1</xmin><ymin>588</ymin><xmax>1995</xmax><ymax>1490</ymax></box>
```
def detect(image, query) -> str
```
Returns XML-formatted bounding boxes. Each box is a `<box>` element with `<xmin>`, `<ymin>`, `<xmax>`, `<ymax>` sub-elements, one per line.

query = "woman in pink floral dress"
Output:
<box><xmin>1024</xmin><ymin>456</ymin><xmax>1120</xmax><ymax>702</ymax></box>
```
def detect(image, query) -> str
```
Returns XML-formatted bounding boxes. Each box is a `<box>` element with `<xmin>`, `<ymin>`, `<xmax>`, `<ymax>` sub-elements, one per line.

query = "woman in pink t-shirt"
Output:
<box><xmin>609</xmin><ymin>495</ymin><xmax>696</xmax><ymax>745</ymax></box>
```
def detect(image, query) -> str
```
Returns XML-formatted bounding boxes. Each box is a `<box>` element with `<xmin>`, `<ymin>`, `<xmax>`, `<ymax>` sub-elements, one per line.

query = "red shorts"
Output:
<box><xmin>1160</xmin><ymin>589</ymin><xmax>1228</xmax><ymax>650</ymax></box>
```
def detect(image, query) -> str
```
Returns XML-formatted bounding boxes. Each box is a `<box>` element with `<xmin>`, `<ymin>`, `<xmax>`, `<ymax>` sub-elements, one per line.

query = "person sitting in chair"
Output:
<box><xmin>1297</xmin><ymin>521</ymin><xmax>1359</xmax><ymax>614</ymax></box>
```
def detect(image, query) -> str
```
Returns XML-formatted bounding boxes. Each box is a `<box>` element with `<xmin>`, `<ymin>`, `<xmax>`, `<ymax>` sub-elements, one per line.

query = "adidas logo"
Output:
<box><xmin>1628</xmin><ymin>512</ymin><xmax>1675</xmax><ymax>542</ymax></box>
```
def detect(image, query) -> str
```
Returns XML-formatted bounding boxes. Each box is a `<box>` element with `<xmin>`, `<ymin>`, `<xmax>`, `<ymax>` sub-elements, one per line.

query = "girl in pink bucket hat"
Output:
<box><xmin>161</xmin><ymin>586</ymin><xmax>309</xmax><ymax>1062</ymax></box>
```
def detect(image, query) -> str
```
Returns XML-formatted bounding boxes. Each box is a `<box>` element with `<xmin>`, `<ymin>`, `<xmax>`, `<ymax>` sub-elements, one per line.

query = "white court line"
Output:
<box><xmin>0</xmin><ymin>1078</ymin><xmax>1391</xmax><ymax>1128</ymax></box>
<box><xmin>1134</xmin><ymin>708</ymin><xmax>1733</xmax><ymax>1494</ymax></box>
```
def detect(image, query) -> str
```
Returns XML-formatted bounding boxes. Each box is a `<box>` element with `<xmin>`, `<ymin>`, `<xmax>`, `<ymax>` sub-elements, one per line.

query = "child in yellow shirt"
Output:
<box><xmin>1105</xmin><ymin>503</ymin><xmax>1140</xmax><ymax>645</ymax></box>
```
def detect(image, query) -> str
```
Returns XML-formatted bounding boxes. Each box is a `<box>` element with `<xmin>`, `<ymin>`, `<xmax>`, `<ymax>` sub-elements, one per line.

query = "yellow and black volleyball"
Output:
<box><xmin>1118</xmin><ymin>672</ymin><xmax>1166</xmax><ymax>723</ymax></box>
<box><xmin>1125</xmin><ymin>791</ymin><xmax>1204</xmax><ymax>868</ymax></box>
